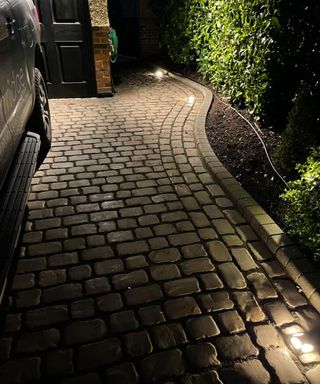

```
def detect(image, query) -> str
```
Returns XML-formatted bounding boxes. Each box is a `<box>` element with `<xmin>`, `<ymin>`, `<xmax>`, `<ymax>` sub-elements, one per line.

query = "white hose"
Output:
<box><xmin>215</xmin><ymin>95</ymin><xmax>288</xmax><ymax>188</ymax></box>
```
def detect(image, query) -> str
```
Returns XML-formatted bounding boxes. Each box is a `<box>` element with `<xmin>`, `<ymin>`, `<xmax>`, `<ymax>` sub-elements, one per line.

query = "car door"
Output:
<box><xmin>2</xmin><ymin>0</ymin><xmax>34</xmax><ymax>154</ymax></box>
<box><xmin>0</xmin><ymin>0</ymin><xmax>14</xmax><ymax>188</ymax></box>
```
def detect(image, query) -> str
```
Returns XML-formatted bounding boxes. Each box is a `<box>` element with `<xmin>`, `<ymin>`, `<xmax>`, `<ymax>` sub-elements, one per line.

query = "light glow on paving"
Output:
<box><xmin>290</xmin><ymin>333</ymin><xmax>314</xmax><ymax>354</ymax></box>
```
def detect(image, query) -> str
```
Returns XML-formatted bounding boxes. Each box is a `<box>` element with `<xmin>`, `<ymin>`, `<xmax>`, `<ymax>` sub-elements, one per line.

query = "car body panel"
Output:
<box><xmin>0</xmin><ymin>0</ymin><xmax>41</xmax><ymax>189</ymax></box>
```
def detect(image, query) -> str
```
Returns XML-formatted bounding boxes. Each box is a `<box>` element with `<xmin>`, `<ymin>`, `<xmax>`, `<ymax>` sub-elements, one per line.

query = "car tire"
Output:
<box><xmin>27</xmin><ymin>68</ymin><xmax>51</xmax><ymax>166</ymax></box>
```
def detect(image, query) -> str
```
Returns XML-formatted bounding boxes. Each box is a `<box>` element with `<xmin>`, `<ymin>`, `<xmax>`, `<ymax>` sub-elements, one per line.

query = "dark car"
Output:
<box><xmin>0</xmin><ymin>0</ymin><xmax>51</xmax><ymax>299</ymax></box>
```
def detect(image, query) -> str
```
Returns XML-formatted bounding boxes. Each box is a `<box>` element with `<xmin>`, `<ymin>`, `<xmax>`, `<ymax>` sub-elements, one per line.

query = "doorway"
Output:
<box><xmin>108</xmin><ymin>0</ymin><xmax>140</xmax><ymax>60</ymax></box>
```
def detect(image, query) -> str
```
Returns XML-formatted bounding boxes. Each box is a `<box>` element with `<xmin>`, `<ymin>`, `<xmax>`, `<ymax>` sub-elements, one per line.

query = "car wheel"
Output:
<box><xmin>27</xmin><ymin>68</ymin><xmax>51</xmax><ymax>166</ymax></box>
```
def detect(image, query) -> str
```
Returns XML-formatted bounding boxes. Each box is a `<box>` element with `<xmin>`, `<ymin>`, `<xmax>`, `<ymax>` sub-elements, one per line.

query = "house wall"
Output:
<box><xmin>88</xmin><ymin>0</ymin><xmax>113</xmax><ymax>95</ymax></box>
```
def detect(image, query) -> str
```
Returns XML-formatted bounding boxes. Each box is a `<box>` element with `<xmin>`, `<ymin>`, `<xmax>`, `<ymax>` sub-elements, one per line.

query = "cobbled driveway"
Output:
<box><xmin>0</xmin><ymin>67</ymin><xmax>319</xmax><ymax>384</ymax></box>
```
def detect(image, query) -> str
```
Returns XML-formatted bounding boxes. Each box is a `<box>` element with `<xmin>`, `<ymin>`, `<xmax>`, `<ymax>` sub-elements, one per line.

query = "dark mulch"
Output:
<box><xmin>158</xmin><ymin>61</ymin><xmax>287</xmax><ymax>228</ymax></box>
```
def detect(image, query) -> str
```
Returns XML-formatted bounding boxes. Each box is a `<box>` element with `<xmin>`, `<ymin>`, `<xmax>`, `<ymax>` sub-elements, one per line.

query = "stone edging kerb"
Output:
<box><xmin>166</xmin><ymin>69</ymin><xmax>320</xmax><ymax>314</ymax></box>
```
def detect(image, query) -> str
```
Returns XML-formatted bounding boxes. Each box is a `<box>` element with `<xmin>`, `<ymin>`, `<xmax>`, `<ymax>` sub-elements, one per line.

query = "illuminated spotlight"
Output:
<box><xmin>187</xmin><ymin>96</ymin><xmax>196</xmax><ymax>106</ymax></box>
<box><xmin>301</xmin><ymin>344</ymin><xmax>314</xmax><ymax>354</ymax></box>
<box><xmin>155</xmin><ymin>70</ymin><xmax>164</xmax><ymax>79</ymax></box>
<box><xmin>291</xmin><ymin>336</ymin><xmax>303</xmax><ymax>350</ymax></box>
<box><xmin>290</xmin><ymin>333</ymin><xmax>315</xmax><ymax>355</ymax></box>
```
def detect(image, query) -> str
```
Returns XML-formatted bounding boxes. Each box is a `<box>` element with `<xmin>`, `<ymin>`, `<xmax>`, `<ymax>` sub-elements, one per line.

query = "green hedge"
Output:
<box><xmin>281</xmin><ymin>147</ymin><xmax>320</xmax><ymax>261</ymax></box>
<box><xmin>150</xmin><ymin>0</ymin><xmax>320</xmax><ymax>130</ymax></box>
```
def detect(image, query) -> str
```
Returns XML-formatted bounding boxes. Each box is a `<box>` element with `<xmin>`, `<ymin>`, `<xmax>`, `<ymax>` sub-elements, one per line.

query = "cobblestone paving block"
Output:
<box><xmin>264</xmin><ymin>301</ymin><xmax>295</xmax><ymax>326</ymax></box>
<box><xmin>15</xmin><ymin>289</ymin><xmax>41</xmax><ymax>308</ymax></box>
<box><xmin>105</xmin><ymin>362</ymin><xmax>139</xmax><ymax>384</ymax></box>
<box><xmin>77</xmin><ymin>338</ymin><xmax>122</xmax><ymax>370</ymax></box>
<box><xmin>125</xmin><ymin>284</ymin><xmax>163</xmax><ymax>306</ymax></box>
<box><xmin>149</xmin><ymin>248</ymin><xmax>181</xmax><ymax>264</ymax></box>
<box><xmin>212</xmin><ymin>219</ymin><xmax>235</xmax><ymax>235</ymax></box>
<box><xmin>39</xmin><ymin>269</ymin><xmax>66</xmax><ymax>287</ymax></box>
<box><xmin>139</xmin><ymin>305</ymin><xmax>166</xmax><ymax>326</ymax></box>
<box><xmin>95</xmin><ymin>259</ymin><xmax>124</xmax><ymax>276</ymax></box>
<box><xmin>253</xmin><ymin>324</ymin><xmax>285</xmax><ymax>349</ymax></box>
<box><xmin>216</xmin><ymin>310</ymin><xmax>246</xmax><ymax>334</ymax></box>
<box><xmin>182</xmin><ymin>370</ymin><xmax>223</xmax><ymax>384</ymax></box>
<box><xmin>150</xmin><ymin>264</ymin><xmax>181</xmax><ymax>281</ymax></box>
<box><xmin>126</xmin><ymin>255</ymin><xmax>148</xmax><ymax>269</ymax></box>
<box><xmin>43</xmin><ymin>283</ymin><xmax>83</xmax><ymax>303</ymax></box>
<box><xmin>207</xmin><ymin>240</ymin><xmax>232</xmax><ymax>262</ymax></box>
<box><xmin>200</xmin><ymin>291</ymin><xmax>234</xmax><ymax>313</ymax></box>
<box><xmin>26</xmin><ymin>305</ymin><xmax>68</xmax><ymax>328</ymax></box>
<box><xmin>16</xmin><ymin>328</ymin><xmax>60</xmax><ymax>354</ymax></box>
<box><xmin>16</xmin><ymin>257</ymin><xmax>47</xmax><ymax>273</ymax></box>
<box><xmin>110</xmin><ymin>310</ymin><xmax>139</xmax><ymax>333</ymax></box>
<box><xmin>85</xmin><ymin>277</ymin><xmax>111</xmax><ymax>295</ymax></box>
<box><xmin>48</xmin><ymin>252</ymin><xmax>78</xmax><ymax>267</ymax></box>
<box><xmin>261</xmin><ymin>260</ymin><xmax>287</xmax><ymax>278</ymax></box>
<box><xmin>185</xmin><ymin>343</ymin><xmax>220</xmax><ymax>368</ymax></box>
<box><xmin>231</xmin><ymin>248</ymin><xmax>258</xmax><ymax>271</ymax></box>
<box><xmin>198</xmin><ymin>228</ymin><xmax>219</xmax><ymax>241</ymax></box>
<box><xmin>44</xmin><ymin>349</ymin><xmax>74</xmax><ymax>376</ymax></box>
<box><xmin>97</xmin><ymin>293</ymin><xmax>123</xmax><ymax>313</ymax></box>
<box><xmin>217</xmin><ymin>263</ymin><xmax>247</xmax><ymax>289</ymax></box>
<box><xmin>181</xmin><ymin>258</ymin><xmax>215</xmax><ymax>275</ymax></box>
<box><xmin>203</xmin><ymin>205</ymin><xmax>224</xmax><ymax>219</ymax></box>
<box><xmin>64</xmin><ymin>237</ymin><xmax>86</xmax><ymax>251</ymax></box>
<box><xmin>71</xmin><ymin>299</ymin><xmax>95</xmax><ymax>319</ymax></box>
<box><xmin>65</xmin><ymin>319</ymin><xmax>107</xmax><ymax>345</ymax></box>
<box><xmin>233</xmin><ymin>291</ymin><xmax>266</xmax><ymax>322</ymax></box>
<box><xmin>117</xmin><ymin>240</ymin><xmax>149</xmax><ymax>256</ymax></box>
<box><xmin>200</xmin><ymin>273</ymin><xmax>224</xmax><ymax>291</ymax></box>
<box><xmin>68</xmin><ymin>265</ymin><xmax>92</xmax><ymax>281</ymax></box>
<box><xmin>165</xmin><ymin>296</ymin><xmax>201</xmax><ymax>319</ymax></box>
<box><xmin>112</xmin><ymin>270</ymin><xmax>149</xmax><ymax>290</ymax></box>
<box><xmin>82</xmin><ymin>246</ymin><xmax>114</xmax><ymax>261</ymax></box>
<box><xmin>186</xmin><ymin>315</ymin><xmax>220</xmax><ymax>340</ymax></box>
<box><xmin>124</xmin><ymin>330</ymin><xmax>153</xmax><ymax>357</ymax></box>
<box><xmin>248</xmin><ymin>241</ymin><xmax>274</xmax><ymax>261</ymax></box>
<box><xmin>247</xmin><ymin>272</ymin><xmax>278</xmax><ymax>300</ymax></box>
<box><xmin>0</xmin><ymin>357</ymin><xmax>41</xmax><ymax>383</ymax></box>
<box><xmin>274</xmin><ymin>279</ymin><xmax>308</xmax><ymax>308</ymax></box>
<box><xmin>11</xmin><ymin>273</ymin><xmax>35</xmax><ymax>290</ymax></box>
<box><xmin>140</xmin><ymin>349</ymin><xmax>185</xmax><ymax>382</ymax></box>
<box><xmin>265</xmin><ymin>349</ymin><xmax>306</xmax><ymax>384</ymax></box>
<box><xmin>215</xmin><ymin>334</ymin><xmax>259</xmax><ymax>361</ymax></box>
<box><xmin>169</xmin><ymin>232</ymin><xmax>200</xmax><ymax>246</ymax></box>
<box><xmin>164</xmin><ymin>278</ymin><xmax>200</xmax><ymax>297</ymax></box>
<box><xmin>152</xmin><ymin>323</ymin><xmax>187</xmax><ymax>349</ymax></box>
<box><xmin>181</xmin><ymin>243</ymin><xmax>208</xmax><ymax>259</ymax></box>
<box><xmin>220</xmin><ymin>360</ymin><xmax>271</xmax><ymax>384</ymax></box>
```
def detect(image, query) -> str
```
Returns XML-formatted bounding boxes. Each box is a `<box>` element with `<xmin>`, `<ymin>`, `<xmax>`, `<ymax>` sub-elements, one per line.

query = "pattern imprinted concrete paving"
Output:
<box><xmin>0</xmin><ymin>67</ymin><xmax>320</xmax><ymax>383</ymax></box>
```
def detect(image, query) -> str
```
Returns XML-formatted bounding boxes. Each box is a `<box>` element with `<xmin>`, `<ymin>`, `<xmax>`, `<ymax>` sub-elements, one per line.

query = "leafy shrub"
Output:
<box><xmin>274</xmin><ymin>88</ymin><xmax>320</xmax><ymax>178</ymax></box>
<box><xmin>281</xmin><ymin>147</ymin><xmax>320</xmax><ymax>261</ymax></box>
<box><xmin>149</xmin><ymin>0</ymin><xmax>320</xmax><ymax>131</ymax></box>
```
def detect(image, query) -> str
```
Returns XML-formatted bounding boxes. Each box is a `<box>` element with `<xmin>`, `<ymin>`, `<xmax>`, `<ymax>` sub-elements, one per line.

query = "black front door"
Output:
<box><xmin>35</xmin><ymin>0</ymin><xmax>96</xmax><ymax>98</ymax></box>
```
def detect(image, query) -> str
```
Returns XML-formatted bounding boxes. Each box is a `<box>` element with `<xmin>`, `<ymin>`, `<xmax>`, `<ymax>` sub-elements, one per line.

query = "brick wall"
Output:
<box><xmin>91</xmin><ymin>26</ymin><xmax>113</xmax><ymax>95</ymax></box>
<box><xmin>140</xmin><ymin>18</ymin><xmax>160</xmax><ymax>58</ymax></box>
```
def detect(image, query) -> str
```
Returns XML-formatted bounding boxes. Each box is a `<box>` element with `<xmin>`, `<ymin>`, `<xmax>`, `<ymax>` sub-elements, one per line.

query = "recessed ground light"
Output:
<box><xmin>301</xmin><ymin>343</ymin><xmax>314</xmax><ymax>354</ymax></box>
<box><xmin>155</xmin><ymin>70</ymin><xmax>164</xmax><ymax>79</ymax></box>
<box><xmin>290</xmin><ymin>333</ymin><xmax>315</xmax><ymax>354</ymax></box>
<box><xmin>187</xmin><ymin>96</ymin><xmax>196</xmax><ymax>106</ymax></box>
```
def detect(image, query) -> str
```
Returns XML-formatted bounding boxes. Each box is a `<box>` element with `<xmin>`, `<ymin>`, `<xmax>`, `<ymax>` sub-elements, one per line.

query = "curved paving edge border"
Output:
<box><xmin>166</xmin><ymin>69</ymin><xmax>320</xmax><ymax>314</ymax></box>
